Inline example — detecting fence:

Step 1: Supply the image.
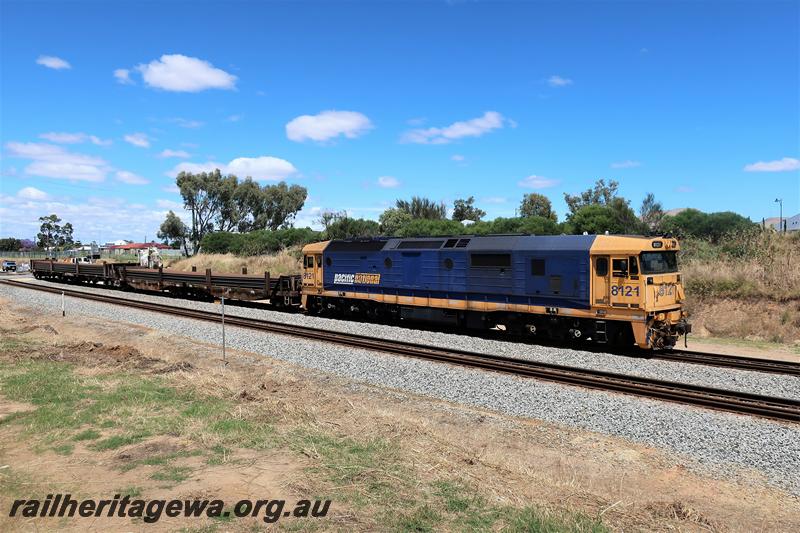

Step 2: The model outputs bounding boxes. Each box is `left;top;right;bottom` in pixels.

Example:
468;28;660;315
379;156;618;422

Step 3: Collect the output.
0;250;185;261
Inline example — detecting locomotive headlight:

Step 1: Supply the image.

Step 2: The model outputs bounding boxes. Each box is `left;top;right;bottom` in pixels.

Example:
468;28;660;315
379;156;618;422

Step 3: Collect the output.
652;241;663;249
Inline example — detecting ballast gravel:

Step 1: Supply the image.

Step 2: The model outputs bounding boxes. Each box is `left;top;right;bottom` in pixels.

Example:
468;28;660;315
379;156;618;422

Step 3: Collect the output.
17;278;800;401
3;281;800;496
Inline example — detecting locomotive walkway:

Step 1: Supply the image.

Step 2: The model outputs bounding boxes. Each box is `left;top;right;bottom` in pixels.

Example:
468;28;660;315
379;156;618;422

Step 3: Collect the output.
2;279;799;423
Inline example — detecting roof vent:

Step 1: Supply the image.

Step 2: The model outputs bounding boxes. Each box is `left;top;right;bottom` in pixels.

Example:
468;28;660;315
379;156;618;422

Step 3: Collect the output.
455;238;471;248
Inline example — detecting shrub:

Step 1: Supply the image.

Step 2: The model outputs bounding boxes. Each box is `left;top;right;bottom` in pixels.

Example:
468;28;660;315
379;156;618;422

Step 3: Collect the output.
395;219;465;237
661;209;756;242
200;228;321;256
324;218;381;240
200;232;243;254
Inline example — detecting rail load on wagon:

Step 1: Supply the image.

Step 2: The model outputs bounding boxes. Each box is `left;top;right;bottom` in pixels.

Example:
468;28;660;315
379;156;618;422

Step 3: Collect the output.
300;234;690;350
31;259;303;307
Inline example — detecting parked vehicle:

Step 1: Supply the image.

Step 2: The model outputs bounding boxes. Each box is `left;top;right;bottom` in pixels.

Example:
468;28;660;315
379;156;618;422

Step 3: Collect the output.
2;260;17;272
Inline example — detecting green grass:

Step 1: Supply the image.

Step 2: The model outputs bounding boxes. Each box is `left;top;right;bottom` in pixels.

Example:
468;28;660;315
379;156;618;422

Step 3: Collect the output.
116;486;143;498
150;465;193;484
0;337;34;352
0;359;279;487
394;505;441;532
0;357;611;533
91;433;149;451
72;428;101;441
206;444;233;465
206;418;275;449
390;480;608;533
504;506;608;533
52;443;74;455
289;430;406;508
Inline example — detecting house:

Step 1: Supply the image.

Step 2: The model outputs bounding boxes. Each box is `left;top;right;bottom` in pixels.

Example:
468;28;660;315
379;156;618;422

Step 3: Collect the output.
768;214;800;233
105;242;172;256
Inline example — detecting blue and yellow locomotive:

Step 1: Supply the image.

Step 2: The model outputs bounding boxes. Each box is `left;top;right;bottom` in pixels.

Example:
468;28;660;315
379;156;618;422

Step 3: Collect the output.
301;234;690;349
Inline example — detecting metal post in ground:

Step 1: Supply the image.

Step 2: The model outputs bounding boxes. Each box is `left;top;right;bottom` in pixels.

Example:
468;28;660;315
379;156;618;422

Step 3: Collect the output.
61;291;65;317
221;296;227;364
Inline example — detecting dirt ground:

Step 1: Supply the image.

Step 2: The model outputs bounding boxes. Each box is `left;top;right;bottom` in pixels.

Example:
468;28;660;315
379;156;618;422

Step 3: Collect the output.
1;297;799;532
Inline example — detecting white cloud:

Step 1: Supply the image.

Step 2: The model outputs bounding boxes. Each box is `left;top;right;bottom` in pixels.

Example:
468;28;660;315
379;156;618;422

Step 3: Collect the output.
114;68;133;84
286;110;373;143
547;75;573;87
518;175;559;189
407;117;427;126
17;187;50;200
451;154;465;162
135;54;237;92
36;55;71;70
377;176;400;188
610;160;641;169
159;149;191;159
227;157;298;181
124;133;150;148
169;117;204;129
39;132;111;146
168;161;222;176
0;191;191;244
5;141;110;182
481;196;507;204
115;170;149;185
401;111;506;144
162;184;181;194
743;157;800;172
167;156;298;181
156;199;184;210
676;186;694;193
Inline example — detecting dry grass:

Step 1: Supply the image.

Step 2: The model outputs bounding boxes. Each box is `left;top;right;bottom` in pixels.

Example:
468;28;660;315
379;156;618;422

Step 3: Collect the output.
164;249;302;276
681;232;800;344
681;232;800;301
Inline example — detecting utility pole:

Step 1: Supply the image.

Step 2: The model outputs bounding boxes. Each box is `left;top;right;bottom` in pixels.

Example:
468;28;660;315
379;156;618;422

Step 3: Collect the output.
775;198;783;234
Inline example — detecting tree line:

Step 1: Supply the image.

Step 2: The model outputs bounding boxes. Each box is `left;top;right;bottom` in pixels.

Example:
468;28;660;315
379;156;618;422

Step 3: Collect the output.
0;172;761;255
161;169;756;256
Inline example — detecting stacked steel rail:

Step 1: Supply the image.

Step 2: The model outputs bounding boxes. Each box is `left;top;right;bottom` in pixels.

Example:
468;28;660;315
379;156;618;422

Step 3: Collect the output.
2;279;798;423
30;260;302;304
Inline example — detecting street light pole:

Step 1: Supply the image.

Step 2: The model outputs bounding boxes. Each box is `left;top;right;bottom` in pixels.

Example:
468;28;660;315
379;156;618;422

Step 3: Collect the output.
775;198;783;234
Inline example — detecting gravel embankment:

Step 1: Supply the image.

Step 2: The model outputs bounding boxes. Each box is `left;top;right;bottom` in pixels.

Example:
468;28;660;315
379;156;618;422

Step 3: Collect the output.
14;278;800;401
2;281;800;496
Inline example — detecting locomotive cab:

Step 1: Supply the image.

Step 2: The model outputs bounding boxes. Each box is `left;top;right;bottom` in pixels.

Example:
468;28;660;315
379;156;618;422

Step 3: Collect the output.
591;236;690;349
301;241;328;309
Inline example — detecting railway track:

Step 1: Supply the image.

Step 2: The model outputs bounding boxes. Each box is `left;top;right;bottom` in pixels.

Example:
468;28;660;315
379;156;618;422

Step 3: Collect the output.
2;278;799;423
8;277;800;376
652;350;800;377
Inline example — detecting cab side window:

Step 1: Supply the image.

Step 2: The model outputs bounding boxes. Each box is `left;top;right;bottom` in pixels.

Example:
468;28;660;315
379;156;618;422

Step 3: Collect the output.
596;257;609;277
316;256;322;267
628;256;639;276
612;259;628;277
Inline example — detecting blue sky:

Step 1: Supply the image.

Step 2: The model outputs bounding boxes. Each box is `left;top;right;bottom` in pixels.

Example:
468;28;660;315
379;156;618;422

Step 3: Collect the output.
1;0;798;243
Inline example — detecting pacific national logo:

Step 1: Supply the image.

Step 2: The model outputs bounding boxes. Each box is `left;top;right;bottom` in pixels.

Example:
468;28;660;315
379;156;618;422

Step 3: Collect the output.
334;273;355;285
334;272;381;285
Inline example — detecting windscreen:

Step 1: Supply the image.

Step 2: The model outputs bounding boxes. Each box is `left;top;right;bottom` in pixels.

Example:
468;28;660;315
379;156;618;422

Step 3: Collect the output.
640;251;678;274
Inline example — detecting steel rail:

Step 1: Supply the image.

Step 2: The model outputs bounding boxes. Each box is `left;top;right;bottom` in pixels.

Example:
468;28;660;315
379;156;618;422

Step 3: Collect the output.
2;279;798;423
652;350;800;377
